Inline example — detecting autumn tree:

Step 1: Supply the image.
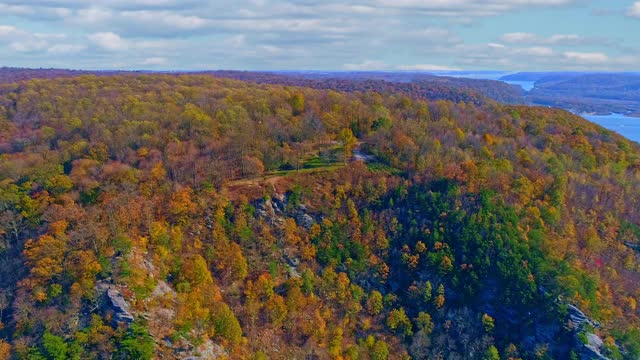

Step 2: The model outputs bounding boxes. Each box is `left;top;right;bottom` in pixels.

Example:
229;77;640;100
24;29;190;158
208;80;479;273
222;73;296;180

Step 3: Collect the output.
337;128;357;163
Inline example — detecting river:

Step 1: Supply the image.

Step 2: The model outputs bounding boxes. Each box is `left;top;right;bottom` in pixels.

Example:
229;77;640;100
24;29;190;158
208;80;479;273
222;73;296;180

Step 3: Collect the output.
581;114;640;143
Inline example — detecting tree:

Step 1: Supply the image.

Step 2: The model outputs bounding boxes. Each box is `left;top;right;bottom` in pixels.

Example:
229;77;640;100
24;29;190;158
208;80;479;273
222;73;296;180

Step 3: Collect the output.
423;281;433;303
337;128;357;163
434;284;445;309
23;221;68;291
386;308;413;337
290;93;305;116
176;254;214;292
482;313;495;333
370;339;389;360
117;323;154;360
211;302;243;346
415;312;434;334
0;340;10;360
366;290;384;315
242;156;265;178
483;345;500;360
42;332;68;360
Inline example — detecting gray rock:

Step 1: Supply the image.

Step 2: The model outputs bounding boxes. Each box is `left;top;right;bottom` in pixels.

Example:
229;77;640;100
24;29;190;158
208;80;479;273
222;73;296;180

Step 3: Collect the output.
296;213;316;230
567;304;612;360
95;282;134;325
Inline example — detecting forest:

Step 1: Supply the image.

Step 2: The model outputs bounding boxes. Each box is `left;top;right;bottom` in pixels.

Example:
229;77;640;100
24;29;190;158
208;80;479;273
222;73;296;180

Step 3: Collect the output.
0;74;639;359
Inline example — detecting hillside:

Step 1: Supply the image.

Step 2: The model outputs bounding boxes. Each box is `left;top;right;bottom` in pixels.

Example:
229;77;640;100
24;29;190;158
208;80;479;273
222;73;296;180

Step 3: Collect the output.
501;72;640;116
0;75;639;359
208;70;526;105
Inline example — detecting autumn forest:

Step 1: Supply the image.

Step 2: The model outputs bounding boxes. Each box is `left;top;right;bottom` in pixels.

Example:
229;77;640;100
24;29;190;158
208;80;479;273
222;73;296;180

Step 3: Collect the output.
0;73;639;360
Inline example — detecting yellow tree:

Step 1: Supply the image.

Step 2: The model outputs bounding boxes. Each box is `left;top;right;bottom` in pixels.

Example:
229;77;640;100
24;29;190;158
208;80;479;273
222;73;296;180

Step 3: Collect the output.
337;128;357;164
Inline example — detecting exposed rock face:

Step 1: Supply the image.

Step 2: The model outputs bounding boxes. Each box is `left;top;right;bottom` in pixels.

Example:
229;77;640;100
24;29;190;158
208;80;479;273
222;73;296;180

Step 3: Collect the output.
568;304;597;328
95;282;134;325
296;212;316;230
567;304;611;360
182;340;227;359
166;338;227;360
255;194;316;230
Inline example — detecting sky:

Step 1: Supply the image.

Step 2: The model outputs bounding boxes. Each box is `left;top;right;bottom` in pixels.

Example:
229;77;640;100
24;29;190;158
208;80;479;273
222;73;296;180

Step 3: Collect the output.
0;0;638;71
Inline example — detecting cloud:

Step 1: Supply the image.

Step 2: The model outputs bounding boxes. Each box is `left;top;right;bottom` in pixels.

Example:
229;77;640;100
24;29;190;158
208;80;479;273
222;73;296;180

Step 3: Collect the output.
75;7;112;24
343;60;387;71
629;2;640;17
141;57;168;65
0;25;22;38
47;44;86;54
500;32;583;45
500;32;538;43
513;46;554;56
411;27;462;44
374;0;576;17
396;64;461;71
487;42;506;49
10;39;49;53
0;0;635;71
563;51;608;64
120;10;208;30
87;32;128;51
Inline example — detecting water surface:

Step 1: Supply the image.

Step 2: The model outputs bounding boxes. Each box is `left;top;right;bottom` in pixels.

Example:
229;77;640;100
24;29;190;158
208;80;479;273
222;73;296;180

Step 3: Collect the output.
581;113;640;143
503;80;536;91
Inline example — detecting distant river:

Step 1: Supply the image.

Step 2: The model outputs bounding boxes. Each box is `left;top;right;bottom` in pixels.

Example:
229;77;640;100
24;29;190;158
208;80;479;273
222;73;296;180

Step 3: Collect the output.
581;114;640;143
503;80;536;91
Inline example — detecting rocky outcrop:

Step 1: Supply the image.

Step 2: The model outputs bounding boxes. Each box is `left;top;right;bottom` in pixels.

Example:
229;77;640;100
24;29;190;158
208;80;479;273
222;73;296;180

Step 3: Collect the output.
164;337;227;360
181;340;227;360
95;282;134;325
567;304;612;360
255;194;316;230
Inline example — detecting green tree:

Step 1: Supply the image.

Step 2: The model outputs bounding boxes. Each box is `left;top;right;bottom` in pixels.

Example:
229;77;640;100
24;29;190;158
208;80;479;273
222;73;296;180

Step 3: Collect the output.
415;312;434;334
366;290;384;315
386;308;413;337
370;339;389;360
483;345;500;360
42;332;68;360
212;302;243;345
117;323;154;360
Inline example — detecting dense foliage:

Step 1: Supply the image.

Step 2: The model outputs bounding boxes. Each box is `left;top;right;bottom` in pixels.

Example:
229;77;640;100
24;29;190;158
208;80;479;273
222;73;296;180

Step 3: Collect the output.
208;71;525;105
0;74;639;359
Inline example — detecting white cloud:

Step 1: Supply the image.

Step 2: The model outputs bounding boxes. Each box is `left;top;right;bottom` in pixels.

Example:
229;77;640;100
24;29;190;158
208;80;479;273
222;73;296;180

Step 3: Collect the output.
75;7;112;24
10;39;49;52
374;0;575;17
412;27;462;44
501;32;538;43
120;10;208;30
488;42;506;49
224;34;246;48
396;64;461;71
141;57;168;65
629;2;640;17
0;25;22;38
514;46;554;56
47;44;86;54
88;32;128;51
343;60;387;70
564;51;608;64
501;32;583;45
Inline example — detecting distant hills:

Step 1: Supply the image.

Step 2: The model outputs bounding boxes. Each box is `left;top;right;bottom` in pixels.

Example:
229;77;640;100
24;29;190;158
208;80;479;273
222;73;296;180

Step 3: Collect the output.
501;72;640;116
1;67;639;117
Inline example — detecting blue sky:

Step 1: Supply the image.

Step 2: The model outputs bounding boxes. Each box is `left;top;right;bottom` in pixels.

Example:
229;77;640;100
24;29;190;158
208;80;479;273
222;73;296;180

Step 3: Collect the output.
0;0;638;71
